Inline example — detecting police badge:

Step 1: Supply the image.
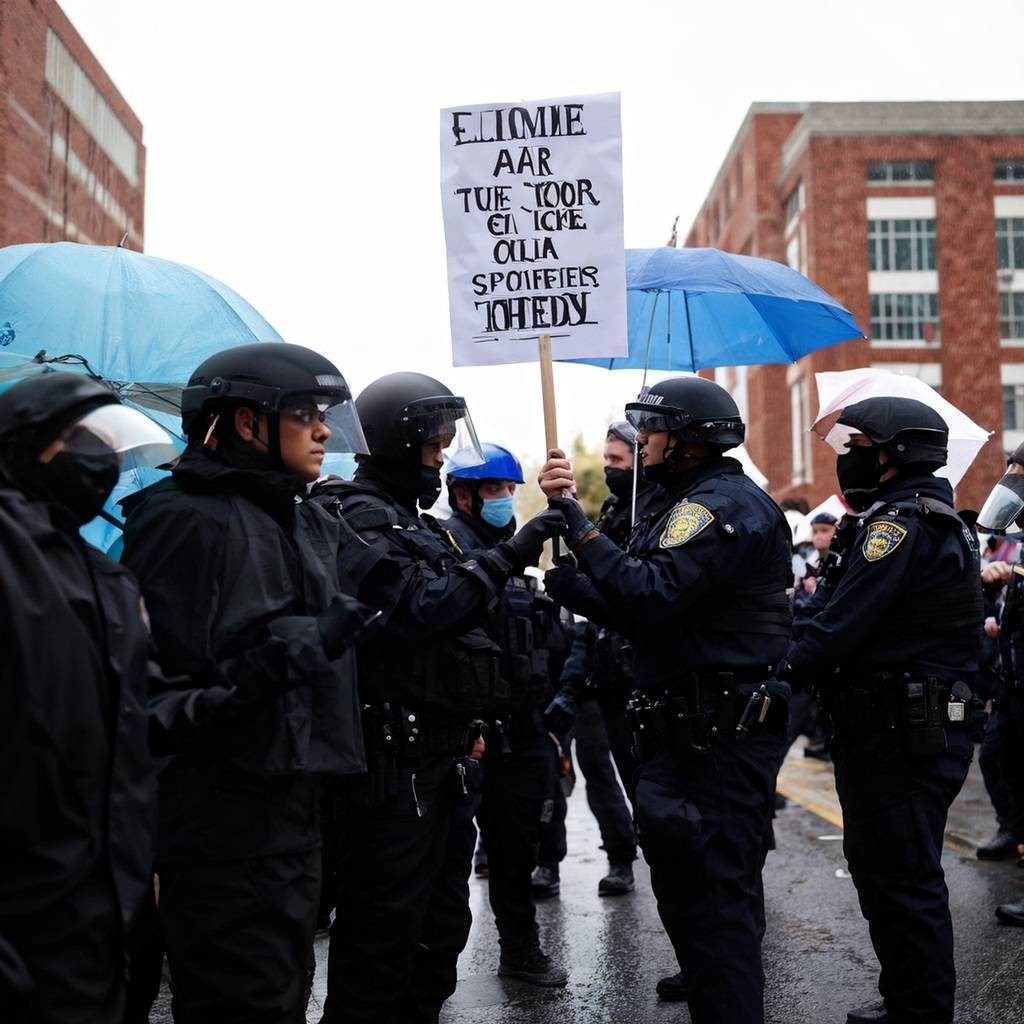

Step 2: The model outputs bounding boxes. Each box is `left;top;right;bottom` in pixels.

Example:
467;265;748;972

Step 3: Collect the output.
660;501;715;548
862;520;908;562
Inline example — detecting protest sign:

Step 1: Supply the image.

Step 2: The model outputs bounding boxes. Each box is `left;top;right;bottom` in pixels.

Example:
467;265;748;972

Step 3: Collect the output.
440;93;627;368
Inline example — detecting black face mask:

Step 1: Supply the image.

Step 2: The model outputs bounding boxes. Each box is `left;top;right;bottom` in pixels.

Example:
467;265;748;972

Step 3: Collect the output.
836;446;883;512
604;466;634;500
34;448;121;525
418;465;443;509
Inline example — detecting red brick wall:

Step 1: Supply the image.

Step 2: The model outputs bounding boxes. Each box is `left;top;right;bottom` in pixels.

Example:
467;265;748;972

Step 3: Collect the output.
0;0;145;249
688;113;1024;511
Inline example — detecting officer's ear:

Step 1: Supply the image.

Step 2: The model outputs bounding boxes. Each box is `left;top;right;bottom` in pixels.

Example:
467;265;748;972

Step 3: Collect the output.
233;406;263;446
451;482;473;514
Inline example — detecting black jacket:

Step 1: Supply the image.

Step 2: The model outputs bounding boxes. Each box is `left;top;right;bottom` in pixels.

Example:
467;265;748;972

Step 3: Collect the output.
315;472;506;721
121;445;365;864
0;488;156;958
548;456;793;695
785;475;983;686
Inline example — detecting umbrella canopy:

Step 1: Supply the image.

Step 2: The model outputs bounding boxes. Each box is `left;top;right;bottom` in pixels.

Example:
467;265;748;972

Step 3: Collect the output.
568;247;864;372
0;241;282;383
812;368;992;489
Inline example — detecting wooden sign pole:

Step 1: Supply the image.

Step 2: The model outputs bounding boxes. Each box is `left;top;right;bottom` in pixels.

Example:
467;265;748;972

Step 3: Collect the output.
538;333;559;454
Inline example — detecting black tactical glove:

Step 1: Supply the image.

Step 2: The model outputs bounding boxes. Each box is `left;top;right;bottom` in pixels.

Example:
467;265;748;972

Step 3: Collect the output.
547;495;597;548
544;689;578;738
316;594;383;660
496;508;566;571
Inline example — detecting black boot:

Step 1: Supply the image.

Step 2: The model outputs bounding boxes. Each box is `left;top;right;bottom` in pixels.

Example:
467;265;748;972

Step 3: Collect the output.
995;900;1024;926
846;1001;888;1023
530;863;560;899
977;830;1018;860
498;946;568;987
598;861;635;896
655;971;688;1001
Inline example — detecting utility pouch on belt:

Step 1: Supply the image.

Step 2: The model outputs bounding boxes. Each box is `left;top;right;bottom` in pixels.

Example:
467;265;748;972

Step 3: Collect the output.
903;678;947;756
438;629;510;712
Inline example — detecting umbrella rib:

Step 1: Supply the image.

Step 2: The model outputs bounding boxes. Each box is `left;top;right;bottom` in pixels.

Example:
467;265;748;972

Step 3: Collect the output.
641;289;661;387
682;290;696;371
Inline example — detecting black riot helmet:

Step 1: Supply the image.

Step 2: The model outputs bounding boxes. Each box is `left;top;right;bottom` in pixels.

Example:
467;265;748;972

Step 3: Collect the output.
625;375;745;455
977;441;1024;533
0;372;178;522
354;372;483;509
833;397;948;470
181;343;365;454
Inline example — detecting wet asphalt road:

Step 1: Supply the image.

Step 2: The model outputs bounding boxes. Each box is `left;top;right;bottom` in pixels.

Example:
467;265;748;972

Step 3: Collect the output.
154;746;1024;1023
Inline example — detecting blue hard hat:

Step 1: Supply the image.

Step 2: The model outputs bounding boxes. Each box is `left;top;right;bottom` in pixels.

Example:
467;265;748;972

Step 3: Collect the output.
447;442;524;484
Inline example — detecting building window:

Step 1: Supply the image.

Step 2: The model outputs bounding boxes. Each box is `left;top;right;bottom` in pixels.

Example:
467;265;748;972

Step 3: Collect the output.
868;218;936;271
784;182;804;230
1002;293;1024;340
1004;384;1024;431
870;293;940;342
995;160;1024;182
790;378;809;484
997;218;1024;270
867;160;934;184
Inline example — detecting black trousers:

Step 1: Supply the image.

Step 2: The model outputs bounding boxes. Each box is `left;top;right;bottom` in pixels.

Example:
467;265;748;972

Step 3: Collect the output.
159;848;320;1024
477;751;553;957
979;702;1013;831
832;731;971;1024
1;869;126;1024
997;686;1024;840
595;692;640;809
635;729;783;1024
323;756;475;1024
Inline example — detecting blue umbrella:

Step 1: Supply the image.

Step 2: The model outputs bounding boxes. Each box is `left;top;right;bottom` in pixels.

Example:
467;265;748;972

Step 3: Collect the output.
0;241;282;382
0;241;283;552
568;247;864;372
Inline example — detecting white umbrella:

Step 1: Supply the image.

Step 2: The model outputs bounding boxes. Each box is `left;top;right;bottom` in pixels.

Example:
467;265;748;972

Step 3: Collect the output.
813;368;992;488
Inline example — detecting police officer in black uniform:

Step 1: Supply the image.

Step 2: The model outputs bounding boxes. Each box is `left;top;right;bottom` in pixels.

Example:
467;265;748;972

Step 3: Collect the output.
539;377;792;1024
122;344;375;1024
314;373;563;1023
0;374;174;1023
442;441;573;986
976;444;1024;923
778;397;983;1024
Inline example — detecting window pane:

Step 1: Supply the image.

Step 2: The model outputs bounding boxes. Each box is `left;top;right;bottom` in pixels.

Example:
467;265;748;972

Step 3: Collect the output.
1005;385;1017;430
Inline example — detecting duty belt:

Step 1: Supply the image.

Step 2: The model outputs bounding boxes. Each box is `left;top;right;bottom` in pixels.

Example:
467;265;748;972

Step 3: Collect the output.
824;672;984;754
361;704;474;760
627;669;786;760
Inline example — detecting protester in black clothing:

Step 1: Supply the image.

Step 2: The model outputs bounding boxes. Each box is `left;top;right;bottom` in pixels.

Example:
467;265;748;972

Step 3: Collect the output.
0;374;176;1024
122;343;375;1024
443;442;574;986
781;397;983;1024
313;373;564;1023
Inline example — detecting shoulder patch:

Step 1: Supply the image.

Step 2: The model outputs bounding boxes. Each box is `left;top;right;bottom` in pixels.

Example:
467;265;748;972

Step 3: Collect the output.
660;501;715;548
862;520;908;562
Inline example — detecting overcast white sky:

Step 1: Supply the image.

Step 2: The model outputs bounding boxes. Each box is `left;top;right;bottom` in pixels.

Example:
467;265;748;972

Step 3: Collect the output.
59;0;1024;466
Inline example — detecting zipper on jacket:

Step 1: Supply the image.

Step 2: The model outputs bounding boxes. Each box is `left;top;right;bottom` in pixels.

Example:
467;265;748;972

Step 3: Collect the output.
456;762;468;797
411;772;425;818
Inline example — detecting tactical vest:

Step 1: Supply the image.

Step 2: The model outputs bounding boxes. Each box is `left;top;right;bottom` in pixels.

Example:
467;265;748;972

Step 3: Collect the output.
319;482;513;717
635;476;794;639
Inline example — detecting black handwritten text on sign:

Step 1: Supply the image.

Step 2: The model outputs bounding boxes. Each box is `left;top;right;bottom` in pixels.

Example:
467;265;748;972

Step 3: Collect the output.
440;94;626;367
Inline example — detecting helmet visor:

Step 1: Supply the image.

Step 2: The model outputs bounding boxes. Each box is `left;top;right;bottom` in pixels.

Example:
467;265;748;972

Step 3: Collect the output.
65;404;179;469
978;473;1024;533
624;407;679;434
278;393;369;455
403;396;484;466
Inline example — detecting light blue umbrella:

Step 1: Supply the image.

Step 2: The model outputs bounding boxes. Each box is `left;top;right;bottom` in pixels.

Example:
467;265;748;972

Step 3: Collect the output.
568;247;864;372
0;241;282;552
0;241;282;383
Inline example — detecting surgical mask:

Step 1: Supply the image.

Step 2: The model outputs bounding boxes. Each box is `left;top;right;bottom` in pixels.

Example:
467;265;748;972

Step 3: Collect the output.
604;466;634;500
836;446;882;512
480;495;515;528
35;448;121;525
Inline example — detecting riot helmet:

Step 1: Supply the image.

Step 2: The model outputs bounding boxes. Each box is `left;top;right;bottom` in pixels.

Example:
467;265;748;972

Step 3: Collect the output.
446;442;523;530
624;375;744;486
181;342;366;458
818;397;949;511
355;372;483;509
0;372;177;524
977;443;1024;533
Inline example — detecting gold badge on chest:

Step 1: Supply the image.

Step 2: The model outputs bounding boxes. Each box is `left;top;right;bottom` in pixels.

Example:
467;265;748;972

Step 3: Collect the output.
660;501;715;548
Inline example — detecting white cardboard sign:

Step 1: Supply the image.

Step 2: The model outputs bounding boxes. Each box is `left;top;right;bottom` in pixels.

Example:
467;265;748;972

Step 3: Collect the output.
440;92;627;366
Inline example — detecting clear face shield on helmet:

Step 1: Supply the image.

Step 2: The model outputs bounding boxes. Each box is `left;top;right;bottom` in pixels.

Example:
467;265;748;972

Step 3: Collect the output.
63;404;180;470
402;396;485;467
978;472;1024;533
277;392;370;455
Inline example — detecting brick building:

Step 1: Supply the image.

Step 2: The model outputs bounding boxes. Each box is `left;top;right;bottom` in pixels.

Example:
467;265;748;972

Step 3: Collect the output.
0;0;144;250
685;101;1024;511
